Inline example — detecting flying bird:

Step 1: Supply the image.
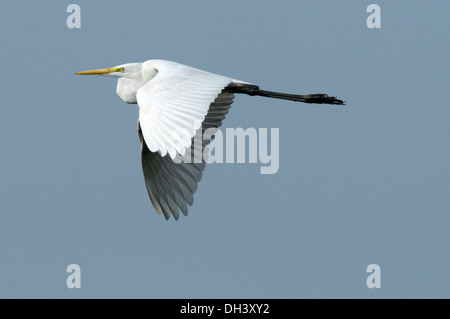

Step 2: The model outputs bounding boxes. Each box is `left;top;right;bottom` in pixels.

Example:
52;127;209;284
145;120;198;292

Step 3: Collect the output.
76;59;345;220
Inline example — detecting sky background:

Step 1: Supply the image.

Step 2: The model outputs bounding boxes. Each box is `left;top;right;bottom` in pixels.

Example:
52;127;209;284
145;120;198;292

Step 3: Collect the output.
1;1;449;298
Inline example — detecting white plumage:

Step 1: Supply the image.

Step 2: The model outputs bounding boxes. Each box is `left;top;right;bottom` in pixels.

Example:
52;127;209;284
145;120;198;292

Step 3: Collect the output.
76;59;344;220
136;60;241;159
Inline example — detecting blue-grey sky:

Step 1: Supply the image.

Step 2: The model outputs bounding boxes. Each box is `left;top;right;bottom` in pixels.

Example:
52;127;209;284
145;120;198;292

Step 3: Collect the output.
1;1;449;298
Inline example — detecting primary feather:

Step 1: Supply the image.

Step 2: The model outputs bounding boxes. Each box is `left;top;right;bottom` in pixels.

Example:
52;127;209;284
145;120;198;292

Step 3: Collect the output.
139;90;235;220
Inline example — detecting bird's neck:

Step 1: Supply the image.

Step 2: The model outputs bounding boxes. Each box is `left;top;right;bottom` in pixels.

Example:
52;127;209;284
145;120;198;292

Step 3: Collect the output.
115;66;158;104
116;77;142;104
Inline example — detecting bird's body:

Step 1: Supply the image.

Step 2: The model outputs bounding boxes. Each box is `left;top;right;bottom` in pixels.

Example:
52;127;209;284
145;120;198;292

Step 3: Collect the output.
113;60;247;104
76;59;344;220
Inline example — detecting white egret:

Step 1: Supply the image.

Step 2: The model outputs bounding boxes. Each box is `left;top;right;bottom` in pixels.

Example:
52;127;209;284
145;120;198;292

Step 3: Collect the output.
76;59;344;220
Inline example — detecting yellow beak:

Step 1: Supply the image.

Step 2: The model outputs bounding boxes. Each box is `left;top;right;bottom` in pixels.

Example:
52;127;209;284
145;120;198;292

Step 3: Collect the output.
75;67;122;75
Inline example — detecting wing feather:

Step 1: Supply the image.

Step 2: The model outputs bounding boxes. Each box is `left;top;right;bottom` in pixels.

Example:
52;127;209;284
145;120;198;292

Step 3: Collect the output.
137;61;233;159
139;90;235;220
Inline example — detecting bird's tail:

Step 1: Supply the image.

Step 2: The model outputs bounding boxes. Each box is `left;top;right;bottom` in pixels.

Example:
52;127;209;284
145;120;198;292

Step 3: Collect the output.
228;85;345;105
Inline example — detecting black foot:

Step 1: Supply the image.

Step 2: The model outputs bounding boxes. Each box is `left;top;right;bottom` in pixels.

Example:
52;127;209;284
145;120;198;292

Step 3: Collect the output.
305;94;345;105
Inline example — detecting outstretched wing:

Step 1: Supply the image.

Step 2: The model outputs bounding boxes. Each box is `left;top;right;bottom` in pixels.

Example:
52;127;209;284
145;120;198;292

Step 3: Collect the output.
137;60;234;160
139;90;235;220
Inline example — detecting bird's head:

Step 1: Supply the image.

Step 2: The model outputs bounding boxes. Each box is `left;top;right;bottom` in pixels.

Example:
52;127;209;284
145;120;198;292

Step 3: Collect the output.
75;63;142;78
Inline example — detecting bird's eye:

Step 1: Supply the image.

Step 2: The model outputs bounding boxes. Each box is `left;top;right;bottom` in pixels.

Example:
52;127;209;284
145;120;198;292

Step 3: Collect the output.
116;67;125;73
